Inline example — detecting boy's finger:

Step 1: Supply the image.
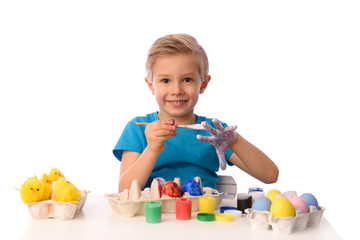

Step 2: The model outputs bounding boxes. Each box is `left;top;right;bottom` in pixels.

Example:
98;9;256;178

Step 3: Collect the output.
216;149;227;170
196;134;210;143
164;124;176;131
224;125;237;132
201;121;218;135
155;127;177;136
163;119;175;125
212;118;224;131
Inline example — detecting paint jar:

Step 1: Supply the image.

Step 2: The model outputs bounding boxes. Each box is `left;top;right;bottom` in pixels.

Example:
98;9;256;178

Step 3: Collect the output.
237;193;252;213
249;187;265;205
176;198;192;220
145;201;162;223
199;196;215;214
250;191;265;205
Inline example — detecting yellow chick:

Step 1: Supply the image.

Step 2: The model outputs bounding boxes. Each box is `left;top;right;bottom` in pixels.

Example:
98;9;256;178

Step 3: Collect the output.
40;173;52;200
53;179;82;202
48;168;65;182
19;176;45;204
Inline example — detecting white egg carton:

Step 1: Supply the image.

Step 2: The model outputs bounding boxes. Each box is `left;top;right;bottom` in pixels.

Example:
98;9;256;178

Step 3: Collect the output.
245;206;326;234
105;177;225;217
26;190;90;220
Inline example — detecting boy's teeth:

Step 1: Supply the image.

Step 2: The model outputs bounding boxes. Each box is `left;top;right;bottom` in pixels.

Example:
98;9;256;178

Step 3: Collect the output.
170;101;184;104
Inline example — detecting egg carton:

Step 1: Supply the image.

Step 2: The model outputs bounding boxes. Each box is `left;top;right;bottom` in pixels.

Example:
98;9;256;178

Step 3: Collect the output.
245;206;325;234
26;190;90;220
105;177;225;217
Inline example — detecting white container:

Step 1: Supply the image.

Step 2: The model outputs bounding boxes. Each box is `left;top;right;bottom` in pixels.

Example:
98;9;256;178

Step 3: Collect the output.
27;190;89;220
308;206;326;227
271;216;296;234
245;205;325;234
105;177;225;217
293;210;310;231
245;209;272;230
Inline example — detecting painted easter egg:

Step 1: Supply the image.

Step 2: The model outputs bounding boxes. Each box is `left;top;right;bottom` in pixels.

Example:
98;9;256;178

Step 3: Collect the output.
252;196;272;211
270;197;295;218
154;177;166;188
282;190;297;200
266;189;281;202
183;179;203;196
290;196;308;214
301;193;320;210
161;181;182;197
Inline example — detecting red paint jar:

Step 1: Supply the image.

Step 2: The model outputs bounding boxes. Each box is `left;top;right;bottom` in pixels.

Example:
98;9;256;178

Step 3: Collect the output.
176;198;192;220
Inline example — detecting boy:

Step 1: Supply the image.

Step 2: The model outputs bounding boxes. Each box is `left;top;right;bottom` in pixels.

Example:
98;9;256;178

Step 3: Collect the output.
113;33;278;192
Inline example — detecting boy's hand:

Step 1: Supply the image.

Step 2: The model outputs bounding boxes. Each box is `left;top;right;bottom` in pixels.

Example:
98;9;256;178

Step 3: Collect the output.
145;120;177;154
196;119;237;170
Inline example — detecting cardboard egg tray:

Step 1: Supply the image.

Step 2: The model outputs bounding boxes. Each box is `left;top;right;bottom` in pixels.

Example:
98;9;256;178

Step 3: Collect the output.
245;206;326;234
105;177;225;217
26;190;90;220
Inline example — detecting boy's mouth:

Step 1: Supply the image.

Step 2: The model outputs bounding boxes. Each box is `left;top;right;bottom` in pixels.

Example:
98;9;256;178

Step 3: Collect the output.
167;100;187;106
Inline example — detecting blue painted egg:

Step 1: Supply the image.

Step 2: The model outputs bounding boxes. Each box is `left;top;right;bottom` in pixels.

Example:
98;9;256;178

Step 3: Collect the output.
182;179;203;196
252;196;272;211
300;193;320;210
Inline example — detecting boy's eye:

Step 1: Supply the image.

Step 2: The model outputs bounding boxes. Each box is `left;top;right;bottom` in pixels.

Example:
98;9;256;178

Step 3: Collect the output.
184;78;192;82
161;79;170;83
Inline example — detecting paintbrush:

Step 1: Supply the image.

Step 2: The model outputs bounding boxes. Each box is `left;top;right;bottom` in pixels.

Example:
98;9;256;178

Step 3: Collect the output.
135;122;205;130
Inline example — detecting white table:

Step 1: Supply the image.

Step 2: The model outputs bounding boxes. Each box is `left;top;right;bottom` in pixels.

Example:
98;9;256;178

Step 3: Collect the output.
17;194;341;240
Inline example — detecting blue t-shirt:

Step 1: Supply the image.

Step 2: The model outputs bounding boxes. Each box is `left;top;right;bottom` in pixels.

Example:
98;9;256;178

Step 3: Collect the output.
113;112;234;189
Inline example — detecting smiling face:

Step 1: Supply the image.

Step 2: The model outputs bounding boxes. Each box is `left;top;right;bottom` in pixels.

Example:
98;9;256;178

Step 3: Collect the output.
146;53;210;124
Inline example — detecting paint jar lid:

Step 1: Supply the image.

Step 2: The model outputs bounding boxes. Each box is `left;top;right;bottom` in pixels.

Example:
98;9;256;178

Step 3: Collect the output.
197;213;215;221
220;206;237;213
215;213;234;222
249;187;263;192
224;209;242;218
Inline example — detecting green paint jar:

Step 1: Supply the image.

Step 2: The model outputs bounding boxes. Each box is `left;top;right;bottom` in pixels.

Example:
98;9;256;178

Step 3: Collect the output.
145;201;162;223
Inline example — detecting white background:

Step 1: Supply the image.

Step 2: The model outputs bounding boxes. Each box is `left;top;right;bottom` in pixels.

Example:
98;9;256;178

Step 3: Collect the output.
1;1;359;239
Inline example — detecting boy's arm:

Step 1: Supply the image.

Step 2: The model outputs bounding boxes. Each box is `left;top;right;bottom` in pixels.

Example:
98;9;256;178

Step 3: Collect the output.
118;120;177;192
118;148;160;192
228;133;279;184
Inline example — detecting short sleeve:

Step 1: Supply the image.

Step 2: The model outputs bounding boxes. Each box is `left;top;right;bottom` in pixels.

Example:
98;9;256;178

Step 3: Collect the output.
112;120;147;161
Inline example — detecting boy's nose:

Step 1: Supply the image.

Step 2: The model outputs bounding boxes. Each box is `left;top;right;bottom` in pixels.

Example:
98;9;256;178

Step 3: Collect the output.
171;82;183;95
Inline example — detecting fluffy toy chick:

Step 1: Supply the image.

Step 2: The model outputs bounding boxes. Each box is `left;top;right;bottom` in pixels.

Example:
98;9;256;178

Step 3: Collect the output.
40;173;52;200
48;168;65;182
53;179;82;202
19;176;45;204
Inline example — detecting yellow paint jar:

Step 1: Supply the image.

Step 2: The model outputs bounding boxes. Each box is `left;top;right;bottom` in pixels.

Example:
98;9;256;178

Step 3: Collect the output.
199;196;215;214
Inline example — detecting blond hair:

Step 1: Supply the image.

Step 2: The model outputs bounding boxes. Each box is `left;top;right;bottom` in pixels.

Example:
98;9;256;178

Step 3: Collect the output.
146;33;209;81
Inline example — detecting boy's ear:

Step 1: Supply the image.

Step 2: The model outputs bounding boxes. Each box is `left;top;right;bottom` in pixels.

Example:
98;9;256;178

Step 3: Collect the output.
200;75;211;94
145;77;155;95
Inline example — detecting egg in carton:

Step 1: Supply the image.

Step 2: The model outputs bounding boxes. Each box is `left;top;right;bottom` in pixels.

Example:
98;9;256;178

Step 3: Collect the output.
105;177;226;217
27;190;90;220
245;191;325;234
